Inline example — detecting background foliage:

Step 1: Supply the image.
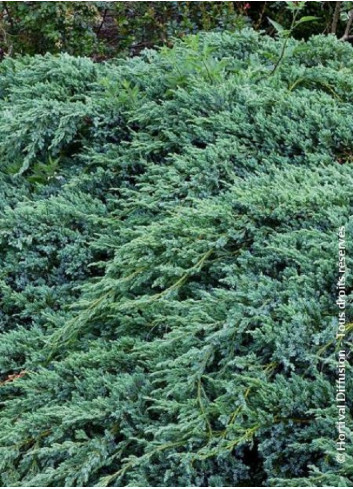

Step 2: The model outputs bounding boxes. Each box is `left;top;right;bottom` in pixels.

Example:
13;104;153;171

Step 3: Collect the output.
0;1;353;59
0;26;352;486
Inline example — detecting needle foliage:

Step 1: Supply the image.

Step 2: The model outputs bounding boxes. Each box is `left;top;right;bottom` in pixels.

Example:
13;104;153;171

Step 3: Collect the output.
0;29;352;486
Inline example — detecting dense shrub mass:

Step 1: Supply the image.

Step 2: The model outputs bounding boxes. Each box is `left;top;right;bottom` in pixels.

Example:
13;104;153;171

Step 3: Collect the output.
0;29;352;486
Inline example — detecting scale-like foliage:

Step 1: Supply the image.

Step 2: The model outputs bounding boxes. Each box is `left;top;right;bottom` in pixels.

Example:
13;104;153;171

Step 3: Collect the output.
0;29;352;486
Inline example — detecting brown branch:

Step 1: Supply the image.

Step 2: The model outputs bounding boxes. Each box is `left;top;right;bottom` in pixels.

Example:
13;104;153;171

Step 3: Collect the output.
2;2;14;32
96;8;108;37
331;1;342;34
340;9;353;41
0;370;27;386
255;1;267;30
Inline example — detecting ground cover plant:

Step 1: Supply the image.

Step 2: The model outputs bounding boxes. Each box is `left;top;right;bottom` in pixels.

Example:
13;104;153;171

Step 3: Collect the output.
0;27;352;487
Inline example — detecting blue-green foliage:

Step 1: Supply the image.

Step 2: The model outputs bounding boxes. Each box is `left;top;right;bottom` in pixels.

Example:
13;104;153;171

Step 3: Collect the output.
0;29;352;486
